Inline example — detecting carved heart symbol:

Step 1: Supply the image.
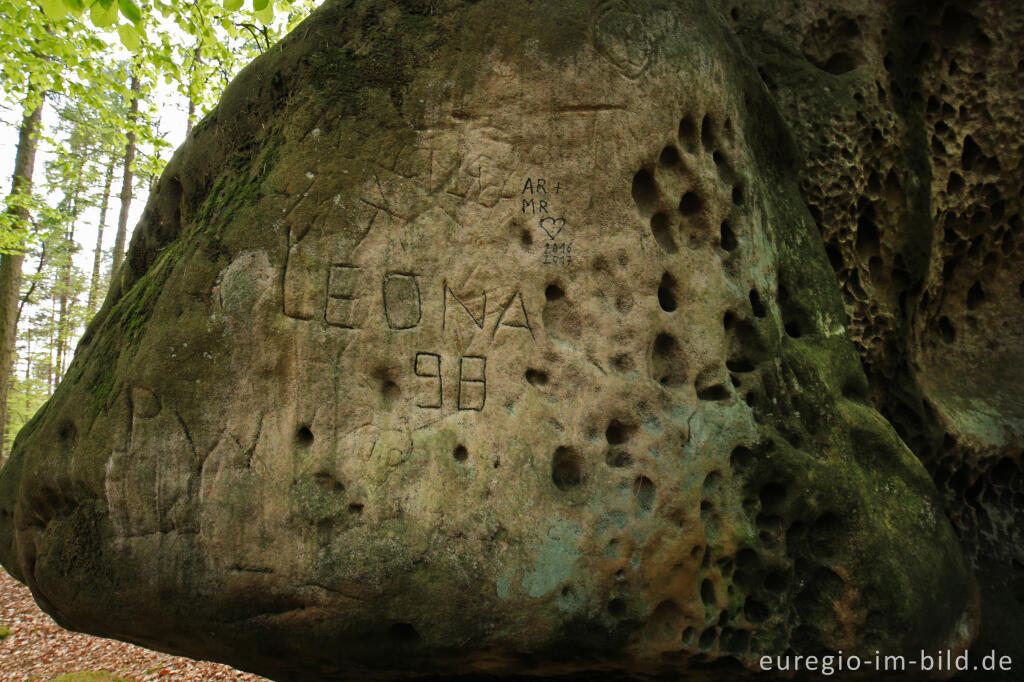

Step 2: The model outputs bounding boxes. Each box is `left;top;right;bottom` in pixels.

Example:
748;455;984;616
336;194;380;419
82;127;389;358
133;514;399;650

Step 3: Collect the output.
539;217;566;240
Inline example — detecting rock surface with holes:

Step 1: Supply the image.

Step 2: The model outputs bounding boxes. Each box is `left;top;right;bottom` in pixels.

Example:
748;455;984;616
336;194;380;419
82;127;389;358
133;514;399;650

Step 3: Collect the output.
0;0;984;679
726;0;1024;673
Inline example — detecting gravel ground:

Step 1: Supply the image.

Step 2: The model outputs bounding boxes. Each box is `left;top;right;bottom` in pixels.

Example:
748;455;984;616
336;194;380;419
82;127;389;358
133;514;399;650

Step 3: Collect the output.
0;569;269;681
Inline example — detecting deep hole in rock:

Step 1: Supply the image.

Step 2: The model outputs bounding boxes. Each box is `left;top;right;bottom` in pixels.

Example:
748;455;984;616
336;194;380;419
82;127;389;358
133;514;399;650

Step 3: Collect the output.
939;316;956;343
682;626;697;645
552;446;584;490
632;169;659;214
660;145;681;166
679;116;697;149
701;578;716;605
967;280;985;310
348;503;363;514
744;597;770;622
961;135;982;171
658;272;679;311
679;191;703;216
735;548;758;571
606;448;633;468
698;627;717;650
608;598;627;618
543;284;581;340
731;184;745;206
722;628;751;654
784;320;802;338
651;332;686;387
825;241;843;271
749;290;766;317
720;221;737;251
634;476;656;511
730;446;755;474
723;311;738;330
697;384;730;401
703;471;723;496
453;444;468;462
650;212;678;253
295;426;314;447
823;52;857;74
947;172;964;193
525;368;549;386
856;212;879;258
759;481;787;513
606;419;634;445
764;570;788;592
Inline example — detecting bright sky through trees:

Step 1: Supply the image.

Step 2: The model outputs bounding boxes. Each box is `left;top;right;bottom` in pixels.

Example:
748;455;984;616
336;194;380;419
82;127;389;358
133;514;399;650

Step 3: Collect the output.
0;0;321;452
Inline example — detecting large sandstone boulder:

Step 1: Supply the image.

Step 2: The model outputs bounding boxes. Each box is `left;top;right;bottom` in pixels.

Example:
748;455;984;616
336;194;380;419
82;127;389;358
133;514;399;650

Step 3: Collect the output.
0;0;984;678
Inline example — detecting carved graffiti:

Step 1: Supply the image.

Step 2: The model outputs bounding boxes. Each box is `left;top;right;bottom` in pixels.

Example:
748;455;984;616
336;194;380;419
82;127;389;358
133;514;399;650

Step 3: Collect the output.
383;273;423;330
325;264;361;328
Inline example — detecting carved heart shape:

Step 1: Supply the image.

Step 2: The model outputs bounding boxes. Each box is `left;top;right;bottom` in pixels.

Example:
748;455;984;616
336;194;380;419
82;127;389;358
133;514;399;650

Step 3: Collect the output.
539;217;566;240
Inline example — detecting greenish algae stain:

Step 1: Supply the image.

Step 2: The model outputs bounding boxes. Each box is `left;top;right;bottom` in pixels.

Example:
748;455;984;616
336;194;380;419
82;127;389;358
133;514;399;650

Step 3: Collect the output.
521;519;583;599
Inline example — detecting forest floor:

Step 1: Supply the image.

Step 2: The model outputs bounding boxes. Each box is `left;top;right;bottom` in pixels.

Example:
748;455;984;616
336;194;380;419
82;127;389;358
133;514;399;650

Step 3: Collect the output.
0;569;267;681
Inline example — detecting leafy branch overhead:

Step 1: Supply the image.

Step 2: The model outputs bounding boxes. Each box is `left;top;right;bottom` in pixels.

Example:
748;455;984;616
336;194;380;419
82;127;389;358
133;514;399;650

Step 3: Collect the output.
38;0;294;51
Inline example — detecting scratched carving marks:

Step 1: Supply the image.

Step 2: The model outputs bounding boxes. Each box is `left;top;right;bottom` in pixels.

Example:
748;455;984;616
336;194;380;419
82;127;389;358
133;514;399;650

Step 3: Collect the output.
592;0;652;79
0;0;980;680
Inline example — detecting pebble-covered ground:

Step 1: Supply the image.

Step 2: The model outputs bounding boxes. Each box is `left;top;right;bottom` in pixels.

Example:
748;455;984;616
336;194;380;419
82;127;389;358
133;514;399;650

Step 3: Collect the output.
0;569;268;681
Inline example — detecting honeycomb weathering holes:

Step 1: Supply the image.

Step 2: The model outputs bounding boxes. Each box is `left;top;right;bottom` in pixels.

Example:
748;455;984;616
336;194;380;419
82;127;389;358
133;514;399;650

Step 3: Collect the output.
295;426;314;446
552;446;584;491
651;332;686;387
658;272;679;312
650;212;678;253
631;169;658;214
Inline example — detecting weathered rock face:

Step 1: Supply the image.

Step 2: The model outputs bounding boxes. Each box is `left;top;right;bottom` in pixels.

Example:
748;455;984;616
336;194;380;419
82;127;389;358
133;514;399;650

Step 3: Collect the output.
723;0;1024;673
0;0;986;679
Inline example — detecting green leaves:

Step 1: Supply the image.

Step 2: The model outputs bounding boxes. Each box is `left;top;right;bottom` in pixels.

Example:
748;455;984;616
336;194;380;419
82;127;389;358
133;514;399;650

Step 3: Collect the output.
89;0;119;28
40;0;67;21
224;0;243;10
117;22;139;50
252;0;270;10
255;4;274;24
117;0;142;25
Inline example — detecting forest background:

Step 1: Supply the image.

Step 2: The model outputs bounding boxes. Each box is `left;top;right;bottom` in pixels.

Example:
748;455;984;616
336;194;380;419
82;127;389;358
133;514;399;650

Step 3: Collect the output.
0;0;320;459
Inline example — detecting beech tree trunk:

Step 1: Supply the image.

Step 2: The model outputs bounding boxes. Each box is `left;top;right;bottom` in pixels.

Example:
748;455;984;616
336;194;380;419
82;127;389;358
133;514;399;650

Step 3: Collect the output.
0;97;44;454
110;73;140;290
87;156;116;315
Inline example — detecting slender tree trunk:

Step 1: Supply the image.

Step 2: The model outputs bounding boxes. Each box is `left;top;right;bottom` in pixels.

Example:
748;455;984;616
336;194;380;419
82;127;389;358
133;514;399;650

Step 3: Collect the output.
17;242;47;327
186;44;201;136
55;170;83;382
47;297;55;395
87;156;116;315
0;96;44;453
55;229;74;381
110;73;140;289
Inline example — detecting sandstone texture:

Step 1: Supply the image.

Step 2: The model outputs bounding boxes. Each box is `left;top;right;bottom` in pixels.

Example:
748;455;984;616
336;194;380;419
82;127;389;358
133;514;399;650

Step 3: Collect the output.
0;0;1004;679
725;1;1024;675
